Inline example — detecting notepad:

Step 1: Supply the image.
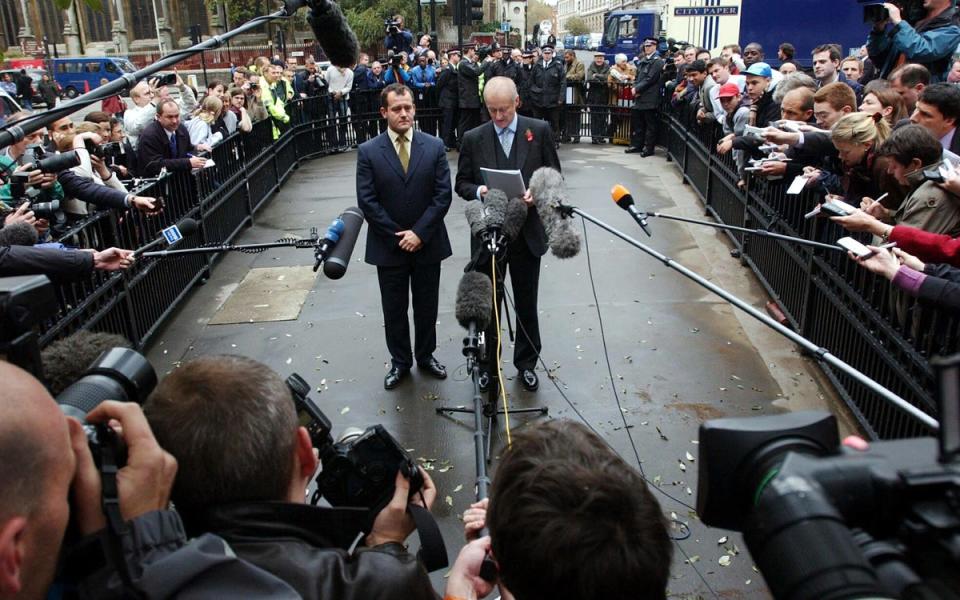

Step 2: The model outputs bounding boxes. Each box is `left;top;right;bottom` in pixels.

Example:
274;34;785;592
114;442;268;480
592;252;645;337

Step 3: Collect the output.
481;168;526;199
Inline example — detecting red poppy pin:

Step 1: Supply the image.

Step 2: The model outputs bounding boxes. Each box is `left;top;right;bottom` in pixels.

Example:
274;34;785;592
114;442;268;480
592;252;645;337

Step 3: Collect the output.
525;128;534;142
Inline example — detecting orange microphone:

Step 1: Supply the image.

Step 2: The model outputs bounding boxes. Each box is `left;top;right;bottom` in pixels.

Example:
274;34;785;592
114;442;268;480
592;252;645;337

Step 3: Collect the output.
610;184;652;236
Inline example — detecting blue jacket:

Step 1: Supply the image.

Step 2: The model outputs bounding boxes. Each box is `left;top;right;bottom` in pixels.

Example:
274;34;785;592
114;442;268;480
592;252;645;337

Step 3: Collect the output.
366;70;386;90
408;65;436;89
867;6;960;81
384;68;411;85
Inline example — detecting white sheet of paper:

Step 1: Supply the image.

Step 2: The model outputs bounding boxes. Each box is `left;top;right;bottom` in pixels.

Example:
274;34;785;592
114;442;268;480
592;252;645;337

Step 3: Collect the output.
481;168;526;199
786;175;809;195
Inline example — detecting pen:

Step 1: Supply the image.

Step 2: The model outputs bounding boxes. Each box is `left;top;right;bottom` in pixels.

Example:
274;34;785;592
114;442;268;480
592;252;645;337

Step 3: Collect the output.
873;192;889;205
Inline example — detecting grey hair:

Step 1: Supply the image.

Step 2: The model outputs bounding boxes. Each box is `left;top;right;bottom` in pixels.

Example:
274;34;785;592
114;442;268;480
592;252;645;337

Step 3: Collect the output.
773;72;817;104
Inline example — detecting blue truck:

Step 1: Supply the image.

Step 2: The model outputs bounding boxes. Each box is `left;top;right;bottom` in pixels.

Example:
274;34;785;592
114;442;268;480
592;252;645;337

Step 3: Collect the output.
599;0;867;66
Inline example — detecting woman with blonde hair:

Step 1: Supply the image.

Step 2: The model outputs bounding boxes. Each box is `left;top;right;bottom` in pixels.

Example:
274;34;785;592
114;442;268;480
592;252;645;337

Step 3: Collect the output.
186;95;224;148
831;110;905;207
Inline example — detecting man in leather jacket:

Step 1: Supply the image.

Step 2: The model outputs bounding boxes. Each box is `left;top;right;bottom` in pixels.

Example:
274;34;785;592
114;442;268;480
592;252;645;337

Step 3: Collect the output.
625;36;665;156
144;355;440;600
531;44;566;143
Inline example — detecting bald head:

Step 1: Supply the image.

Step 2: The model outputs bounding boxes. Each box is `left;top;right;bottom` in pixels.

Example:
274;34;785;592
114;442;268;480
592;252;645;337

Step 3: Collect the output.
0;362;72;599
483;76;519;104
781;87;815;122
130;81;154;107
0;363;59;520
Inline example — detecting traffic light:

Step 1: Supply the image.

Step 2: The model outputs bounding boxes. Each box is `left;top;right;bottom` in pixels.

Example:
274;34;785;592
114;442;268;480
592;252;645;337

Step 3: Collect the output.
469;0;484;23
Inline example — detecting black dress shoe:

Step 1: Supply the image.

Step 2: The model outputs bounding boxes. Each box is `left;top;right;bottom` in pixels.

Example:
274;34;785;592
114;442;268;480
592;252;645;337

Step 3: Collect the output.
478;371;491;392
384;366;409;390
519;369;539;392
418;357;447;379
624;146;642;154
640;149;655;157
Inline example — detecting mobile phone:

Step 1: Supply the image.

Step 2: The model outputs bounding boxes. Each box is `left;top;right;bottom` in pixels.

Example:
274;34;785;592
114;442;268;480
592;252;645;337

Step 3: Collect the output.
837;236;872;258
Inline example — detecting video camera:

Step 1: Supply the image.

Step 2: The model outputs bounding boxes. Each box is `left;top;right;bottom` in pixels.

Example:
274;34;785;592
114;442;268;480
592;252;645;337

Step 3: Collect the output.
287;373;424;526
476;44;492;61
859;0;925;24
696;354;960;600
384;18;401;34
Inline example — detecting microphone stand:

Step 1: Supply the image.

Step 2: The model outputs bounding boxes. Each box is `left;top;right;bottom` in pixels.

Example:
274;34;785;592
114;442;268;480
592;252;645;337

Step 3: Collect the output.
141;234;322;259
559;202;939;431
437;243;549;463
643;211;845;253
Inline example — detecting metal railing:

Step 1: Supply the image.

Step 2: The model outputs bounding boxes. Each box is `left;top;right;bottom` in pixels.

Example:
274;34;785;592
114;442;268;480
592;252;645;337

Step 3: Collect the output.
659;102;954;440
32;78;944;438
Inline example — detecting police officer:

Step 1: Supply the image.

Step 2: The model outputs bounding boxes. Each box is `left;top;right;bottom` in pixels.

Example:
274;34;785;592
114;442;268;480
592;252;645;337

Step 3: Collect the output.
531;44;566;144
437;49;461;150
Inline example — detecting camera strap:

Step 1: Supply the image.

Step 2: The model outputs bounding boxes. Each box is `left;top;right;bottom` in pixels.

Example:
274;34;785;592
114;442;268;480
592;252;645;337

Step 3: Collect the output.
96;437;139;594
408;503;448;572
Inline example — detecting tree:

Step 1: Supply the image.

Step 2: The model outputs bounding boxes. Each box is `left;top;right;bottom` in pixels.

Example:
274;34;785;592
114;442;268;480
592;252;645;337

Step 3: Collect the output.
565;16;589;36
526;0;553;34
53;0;102;10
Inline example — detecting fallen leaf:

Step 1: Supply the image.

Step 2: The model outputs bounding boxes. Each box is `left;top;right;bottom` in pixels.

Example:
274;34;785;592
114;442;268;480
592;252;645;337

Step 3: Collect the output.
719;555;731;567
685;451;695;462
717;536;728;545
445;496;453;507
453;484;463;493
340;407;350;415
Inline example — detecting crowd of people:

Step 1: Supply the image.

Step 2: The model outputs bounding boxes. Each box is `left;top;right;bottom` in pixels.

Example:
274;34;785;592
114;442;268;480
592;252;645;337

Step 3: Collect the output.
3;2;960;597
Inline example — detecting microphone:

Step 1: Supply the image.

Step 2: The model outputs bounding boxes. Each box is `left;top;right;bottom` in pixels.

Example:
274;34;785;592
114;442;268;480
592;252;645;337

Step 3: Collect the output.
323;207;364;280
464;200;488;237
528;167;581;259
455;271;493;331
313;217;345;272
306;0;360;68
455;271;493;358
0;222;39;246
466;191;509;254
484;189;508;231
132;218;198;258
611;184;652;237
501;197;528;242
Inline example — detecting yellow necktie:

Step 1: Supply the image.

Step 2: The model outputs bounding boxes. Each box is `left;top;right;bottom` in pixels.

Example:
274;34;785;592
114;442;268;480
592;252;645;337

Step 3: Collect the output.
397;133;409;174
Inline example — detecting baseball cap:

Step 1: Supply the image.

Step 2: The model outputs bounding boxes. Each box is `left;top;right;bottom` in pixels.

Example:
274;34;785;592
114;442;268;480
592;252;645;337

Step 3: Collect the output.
744;62;772;78
717;82;741;98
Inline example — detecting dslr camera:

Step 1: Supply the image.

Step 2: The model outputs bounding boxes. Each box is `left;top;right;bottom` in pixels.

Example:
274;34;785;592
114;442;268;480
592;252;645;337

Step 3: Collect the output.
287;373;423;526
384;18;401;34
696;353;960;600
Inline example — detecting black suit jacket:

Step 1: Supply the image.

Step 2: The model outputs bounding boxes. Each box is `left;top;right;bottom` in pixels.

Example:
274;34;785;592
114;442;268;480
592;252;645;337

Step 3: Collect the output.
455;115;561;257
137;120;194;177
356;130;452;267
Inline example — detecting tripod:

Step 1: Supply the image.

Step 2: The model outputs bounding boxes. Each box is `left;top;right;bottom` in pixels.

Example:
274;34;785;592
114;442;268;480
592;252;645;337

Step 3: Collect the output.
437;246;548;464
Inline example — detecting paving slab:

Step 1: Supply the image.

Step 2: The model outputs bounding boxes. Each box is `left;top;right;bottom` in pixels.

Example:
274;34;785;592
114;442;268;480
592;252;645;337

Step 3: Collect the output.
147;143;846;599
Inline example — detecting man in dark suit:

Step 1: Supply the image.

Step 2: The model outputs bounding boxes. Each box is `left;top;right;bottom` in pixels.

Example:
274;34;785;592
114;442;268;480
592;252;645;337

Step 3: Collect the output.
436;49;461;150
137;99;210;177
455;76;561;392
458;47;482;140
357;83;453;390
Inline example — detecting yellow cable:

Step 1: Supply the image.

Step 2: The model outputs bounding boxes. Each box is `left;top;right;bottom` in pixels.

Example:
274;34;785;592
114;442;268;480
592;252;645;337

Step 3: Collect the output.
491;254;512;446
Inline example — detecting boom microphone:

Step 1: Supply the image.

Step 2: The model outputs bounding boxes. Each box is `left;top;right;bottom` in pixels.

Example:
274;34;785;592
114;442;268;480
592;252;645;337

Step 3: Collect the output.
323;207;364;280
455;271;493;331
307;0;361;68
611;184;652;237
528;167;581;258
464;201;487;237
0;222;39;246
484;189;508;230
313;217;345;272
132;218;198;258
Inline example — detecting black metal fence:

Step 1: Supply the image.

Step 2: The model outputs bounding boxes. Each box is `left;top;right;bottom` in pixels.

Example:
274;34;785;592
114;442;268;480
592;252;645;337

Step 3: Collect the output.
660;103;954;440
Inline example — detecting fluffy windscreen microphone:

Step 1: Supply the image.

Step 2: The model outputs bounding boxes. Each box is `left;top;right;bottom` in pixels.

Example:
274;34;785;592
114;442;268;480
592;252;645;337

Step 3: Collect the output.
528;167;581;258
0;222;39;246
483;189;508;230
502;197;528;241
307;0;360;68
464;201;488;237
455;271;493;331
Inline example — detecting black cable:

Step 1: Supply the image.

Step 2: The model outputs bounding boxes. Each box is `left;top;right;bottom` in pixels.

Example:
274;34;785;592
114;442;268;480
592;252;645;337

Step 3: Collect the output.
501;254;719;600
579;217;646;477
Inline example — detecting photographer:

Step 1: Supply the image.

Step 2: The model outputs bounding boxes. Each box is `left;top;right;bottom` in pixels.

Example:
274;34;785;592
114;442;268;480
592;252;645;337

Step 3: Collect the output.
244;74;270;124
49;117;158;216
866;0;960;81
446;420;672;600
143;355;440;600
0;363;299;598
384;14;414;56
0;113;63;230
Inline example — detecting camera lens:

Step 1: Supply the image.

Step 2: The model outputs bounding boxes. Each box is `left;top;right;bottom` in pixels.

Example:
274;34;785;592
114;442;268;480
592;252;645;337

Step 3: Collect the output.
57;348;158;422
36;150;81;174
